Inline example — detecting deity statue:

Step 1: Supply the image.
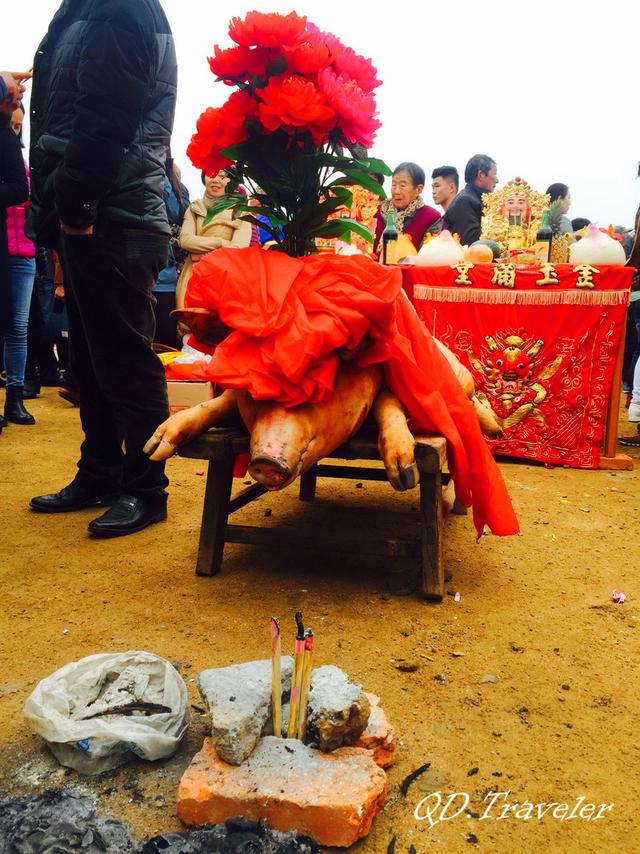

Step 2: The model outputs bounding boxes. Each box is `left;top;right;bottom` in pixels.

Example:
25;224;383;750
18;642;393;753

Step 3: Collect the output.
480;177;550;257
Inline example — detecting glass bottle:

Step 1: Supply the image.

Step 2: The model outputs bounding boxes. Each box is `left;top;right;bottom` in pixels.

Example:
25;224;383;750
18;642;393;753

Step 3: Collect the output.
382;211;399;265
534;209;552;263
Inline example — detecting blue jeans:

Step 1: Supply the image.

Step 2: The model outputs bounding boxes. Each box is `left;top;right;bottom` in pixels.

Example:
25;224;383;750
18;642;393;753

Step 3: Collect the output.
4;256;35;387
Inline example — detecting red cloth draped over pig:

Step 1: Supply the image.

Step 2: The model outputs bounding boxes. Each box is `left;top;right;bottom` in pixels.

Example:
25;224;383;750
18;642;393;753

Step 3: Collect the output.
183;247;519;537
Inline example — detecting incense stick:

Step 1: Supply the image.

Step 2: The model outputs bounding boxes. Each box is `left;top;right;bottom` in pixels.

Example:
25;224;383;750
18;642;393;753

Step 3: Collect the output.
287;611;305;738
296;629;314;740
270;617;282;737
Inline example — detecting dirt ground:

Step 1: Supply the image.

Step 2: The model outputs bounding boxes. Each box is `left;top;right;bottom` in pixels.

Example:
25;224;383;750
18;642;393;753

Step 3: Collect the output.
0;388;638;853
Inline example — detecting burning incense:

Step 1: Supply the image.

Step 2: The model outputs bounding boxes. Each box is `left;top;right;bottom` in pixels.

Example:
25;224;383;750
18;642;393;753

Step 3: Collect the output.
270;617;282;737
287;612;305;738
296;629;314;740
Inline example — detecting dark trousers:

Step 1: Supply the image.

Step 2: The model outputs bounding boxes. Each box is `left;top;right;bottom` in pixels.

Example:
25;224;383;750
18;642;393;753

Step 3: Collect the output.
60;228;170;497
153;289;179;348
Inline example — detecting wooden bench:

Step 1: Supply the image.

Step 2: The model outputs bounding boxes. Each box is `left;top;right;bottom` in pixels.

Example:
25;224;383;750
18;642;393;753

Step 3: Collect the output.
178;427;458;600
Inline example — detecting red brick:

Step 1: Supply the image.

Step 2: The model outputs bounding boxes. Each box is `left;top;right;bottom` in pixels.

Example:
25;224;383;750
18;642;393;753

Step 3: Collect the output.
354;693;397;768
177;736;387;848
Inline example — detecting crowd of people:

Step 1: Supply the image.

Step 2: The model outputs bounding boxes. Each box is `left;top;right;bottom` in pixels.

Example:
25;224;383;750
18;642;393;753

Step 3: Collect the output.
1;0;639;538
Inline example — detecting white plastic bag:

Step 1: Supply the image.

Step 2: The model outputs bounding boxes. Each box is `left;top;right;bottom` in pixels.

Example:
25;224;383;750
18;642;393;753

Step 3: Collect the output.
24;651;190;774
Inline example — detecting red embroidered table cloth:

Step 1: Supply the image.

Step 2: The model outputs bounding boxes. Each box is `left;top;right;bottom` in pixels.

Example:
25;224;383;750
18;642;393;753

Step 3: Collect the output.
403;263;633;468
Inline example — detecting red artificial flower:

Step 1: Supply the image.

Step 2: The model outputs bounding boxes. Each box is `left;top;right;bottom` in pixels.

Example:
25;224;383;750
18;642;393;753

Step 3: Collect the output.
256;74;337;144
318;68;381;148
187;90;256;174
208;44;269;83
284;34;331;75
229;11;307;49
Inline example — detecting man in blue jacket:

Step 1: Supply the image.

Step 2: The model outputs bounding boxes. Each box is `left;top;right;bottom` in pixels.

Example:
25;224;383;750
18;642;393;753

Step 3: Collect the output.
28;0;178;537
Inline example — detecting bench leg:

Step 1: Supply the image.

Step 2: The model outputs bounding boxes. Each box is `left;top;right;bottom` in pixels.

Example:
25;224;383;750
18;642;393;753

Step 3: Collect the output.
299;466;318;502
419;470;444;601
196;456;235;577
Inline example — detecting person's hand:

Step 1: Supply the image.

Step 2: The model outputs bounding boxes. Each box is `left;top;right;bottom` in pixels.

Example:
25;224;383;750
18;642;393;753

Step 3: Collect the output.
54;285;65;300
60;222;94;236
0;70;31;114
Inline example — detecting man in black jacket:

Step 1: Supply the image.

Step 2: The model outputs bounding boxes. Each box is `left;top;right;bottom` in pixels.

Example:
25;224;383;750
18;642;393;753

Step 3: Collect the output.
28;0;178;537
444;154;498;246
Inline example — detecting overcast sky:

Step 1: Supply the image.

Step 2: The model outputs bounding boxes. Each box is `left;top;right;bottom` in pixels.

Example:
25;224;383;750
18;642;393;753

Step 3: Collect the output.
5;0;639;227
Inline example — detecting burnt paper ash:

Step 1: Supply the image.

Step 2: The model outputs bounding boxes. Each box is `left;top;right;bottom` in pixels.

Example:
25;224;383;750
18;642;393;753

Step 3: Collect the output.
0;790;320;854
140;817;321;853
0;788;132;853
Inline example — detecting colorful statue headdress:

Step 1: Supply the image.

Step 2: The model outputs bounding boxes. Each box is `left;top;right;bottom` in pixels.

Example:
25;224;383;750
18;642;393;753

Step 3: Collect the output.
481;177;550;254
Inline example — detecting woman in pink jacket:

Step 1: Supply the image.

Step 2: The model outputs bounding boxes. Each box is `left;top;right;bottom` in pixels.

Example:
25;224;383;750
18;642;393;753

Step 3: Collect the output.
4;105;35;424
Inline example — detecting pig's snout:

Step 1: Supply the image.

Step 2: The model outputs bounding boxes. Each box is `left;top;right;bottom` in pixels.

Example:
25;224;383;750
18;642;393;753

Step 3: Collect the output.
248;455;294;490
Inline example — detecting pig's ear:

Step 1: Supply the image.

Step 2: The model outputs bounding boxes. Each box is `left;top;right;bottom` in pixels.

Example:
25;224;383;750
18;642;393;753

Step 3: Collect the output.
171;308;231;345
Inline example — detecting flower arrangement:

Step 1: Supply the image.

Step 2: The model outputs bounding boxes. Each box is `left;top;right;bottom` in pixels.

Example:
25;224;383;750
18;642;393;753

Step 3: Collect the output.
187;10;389;257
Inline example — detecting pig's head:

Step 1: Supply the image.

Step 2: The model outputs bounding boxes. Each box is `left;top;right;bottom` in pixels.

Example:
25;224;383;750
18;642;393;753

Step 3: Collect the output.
171;308;230;347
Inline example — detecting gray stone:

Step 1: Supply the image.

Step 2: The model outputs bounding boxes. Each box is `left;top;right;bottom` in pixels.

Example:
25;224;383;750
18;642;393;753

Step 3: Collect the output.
198;658;293;765
306;665;371;752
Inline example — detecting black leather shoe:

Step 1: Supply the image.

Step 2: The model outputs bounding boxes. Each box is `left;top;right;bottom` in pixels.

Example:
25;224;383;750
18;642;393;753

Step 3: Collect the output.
88;494;168;538
58;387;80;407
30;480;119;513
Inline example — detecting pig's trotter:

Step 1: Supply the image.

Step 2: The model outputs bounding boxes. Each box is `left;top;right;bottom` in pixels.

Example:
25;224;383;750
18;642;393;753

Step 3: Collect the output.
399;462;418;490
248;456;293;489
472;395;503;438
375;390;417;492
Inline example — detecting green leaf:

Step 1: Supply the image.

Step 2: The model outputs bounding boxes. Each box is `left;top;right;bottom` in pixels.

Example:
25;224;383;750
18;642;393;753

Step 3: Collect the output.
309;218;374;244
245;206;288;227
314;195;354;216
220;143;248;161
202;197;237;226
265;55;287;77
237;213;280;239
328;170;386;198
312;152;359;171
319;186;353;205
354;157;392;176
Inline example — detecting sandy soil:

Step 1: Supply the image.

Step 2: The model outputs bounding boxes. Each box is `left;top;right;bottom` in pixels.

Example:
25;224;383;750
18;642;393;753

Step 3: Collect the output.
0;388;638;853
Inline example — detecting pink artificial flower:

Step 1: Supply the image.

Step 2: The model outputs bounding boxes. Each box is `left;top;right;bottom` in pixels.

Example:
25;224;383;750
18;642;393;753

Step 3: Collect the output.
329;41;382;92
307;24;381;92
318;68;381;148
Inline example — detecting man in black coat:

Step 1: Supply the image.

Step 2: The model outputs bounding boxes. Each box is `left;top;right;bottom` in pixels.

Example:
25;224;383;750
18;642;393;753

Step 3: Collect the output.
28;0;178;537
444;154;498;246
